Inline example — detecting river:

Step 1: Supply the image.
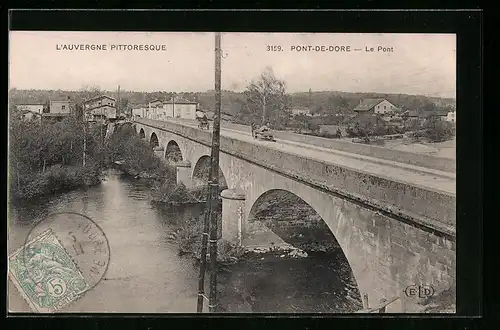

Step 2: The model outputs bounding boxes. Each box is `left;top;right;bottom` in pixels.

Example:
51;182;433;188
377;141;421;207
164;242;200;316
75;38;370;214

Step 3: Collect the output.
8;169;362;313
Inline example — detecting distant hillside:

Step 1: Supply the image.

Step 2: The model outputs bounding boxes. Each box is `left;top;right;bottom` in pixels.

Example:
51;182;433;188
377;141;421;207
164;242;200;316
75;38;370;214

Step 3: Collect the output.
9;88;456;117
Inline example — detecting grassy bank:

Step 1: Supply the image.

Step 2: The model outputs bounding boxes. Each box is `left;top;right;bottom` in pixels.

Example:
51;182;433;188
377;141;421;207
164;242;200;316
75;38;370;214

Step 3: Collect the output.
10;162;102;201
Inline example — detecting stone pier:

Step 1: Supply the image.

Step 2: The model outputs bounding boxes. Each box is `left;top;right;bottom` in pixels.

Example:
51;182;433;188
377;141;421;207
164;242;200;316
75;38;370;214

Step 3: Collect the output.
220;189;246;245
152;146;164;158
175;160;192;188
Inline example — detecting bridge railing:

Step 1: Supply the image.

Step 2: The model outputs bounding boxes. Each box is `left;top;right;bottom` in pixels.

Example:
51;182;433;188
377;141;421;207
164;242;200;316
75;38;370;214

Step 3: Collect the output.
218;121;455;173
355;295;401;313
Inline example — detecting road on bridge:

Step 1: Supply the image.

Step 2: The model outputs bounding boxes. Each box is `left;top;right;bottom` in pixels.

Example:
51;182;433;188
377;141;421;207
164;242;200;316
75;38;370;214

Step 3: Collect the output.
170;119;455;195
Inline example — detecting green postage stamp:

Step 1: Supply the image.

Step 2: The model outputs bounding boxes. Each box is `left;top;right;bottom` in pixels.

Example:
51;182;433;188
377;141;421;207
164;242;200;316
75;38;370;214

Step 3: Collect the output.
8;228;90;313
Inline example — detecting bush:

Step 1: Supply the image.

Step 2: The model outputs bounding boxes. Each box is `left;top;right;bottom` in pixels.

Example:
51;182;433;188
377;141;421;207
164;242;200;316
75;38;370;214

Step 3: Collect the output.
177;214;204;255
152;182;208;205
423;118;455;142
10;163;102;200
177;211;243;263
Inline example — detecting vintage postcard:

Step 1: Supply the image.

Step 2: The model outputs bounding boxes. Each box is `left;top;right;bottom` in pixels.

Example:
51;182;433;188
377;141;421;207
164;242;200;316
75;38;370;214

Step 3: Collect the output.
8;31;456;313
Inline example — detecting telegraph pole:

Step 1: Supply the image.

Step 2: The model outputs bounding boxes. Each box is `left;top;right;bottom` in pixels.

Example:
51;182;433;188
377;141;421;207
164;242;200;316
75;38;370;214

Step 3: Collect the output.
117;85;121;117
197;32;222;313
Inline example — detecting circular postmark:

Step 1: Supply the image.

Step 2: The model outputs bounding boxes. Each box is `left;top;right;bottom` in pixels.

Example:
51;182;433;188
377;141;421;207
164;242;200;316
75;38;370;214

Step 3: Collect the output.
8;212;110;312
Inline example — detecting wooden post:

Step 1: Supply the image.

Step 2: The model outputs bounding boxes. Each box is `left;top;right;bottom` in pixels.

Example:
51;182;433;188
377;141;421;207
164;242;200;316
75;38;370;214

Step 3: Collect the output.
83;99;87;167
363;293;369;309
379;298;387;313
197;32;222;314
208;31;222;313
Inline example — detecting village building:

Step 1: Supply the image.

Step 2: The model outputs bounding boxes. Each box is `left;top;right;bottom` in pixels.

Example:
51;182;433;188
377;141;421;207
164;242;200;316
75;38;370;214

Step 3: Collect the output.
15;102;45;121
16;102;45;115
354;98;399;115
407;109;448;120
164;96;198;120
131;104;148;121
145;96;198;121
18;109;42;121
406;109;448;125
446;111;456;123
40;98;74;122
49;99;72;114
83;95;117;122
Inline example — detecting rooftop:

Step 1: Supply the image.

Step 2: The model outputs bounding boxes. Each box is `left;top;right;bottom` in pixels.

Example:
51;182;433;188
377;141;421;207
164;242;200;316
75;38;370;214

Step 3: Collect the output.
19;109;42;115
163;97;198;104
353;98;387;111
84;95;117;103
408;109;448;117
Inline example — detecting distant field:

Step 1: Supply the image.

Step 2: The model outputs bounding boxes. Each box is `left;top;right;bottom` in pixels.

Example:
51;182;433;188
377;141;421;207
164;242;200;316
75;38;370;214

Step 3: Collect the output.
383;136;456;160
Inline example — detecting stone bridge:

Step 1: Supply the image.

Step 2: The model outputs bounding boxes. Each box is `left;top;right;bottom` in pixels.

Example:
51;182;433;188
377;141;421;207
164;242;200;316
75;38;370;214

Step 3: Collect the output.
133;118;456;312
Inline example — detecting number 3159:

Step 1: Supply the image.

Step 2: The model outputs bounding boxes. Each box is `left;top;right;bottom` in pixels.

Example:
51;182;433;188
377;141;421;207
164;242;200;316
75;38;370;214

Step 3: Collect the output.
267;45;282;51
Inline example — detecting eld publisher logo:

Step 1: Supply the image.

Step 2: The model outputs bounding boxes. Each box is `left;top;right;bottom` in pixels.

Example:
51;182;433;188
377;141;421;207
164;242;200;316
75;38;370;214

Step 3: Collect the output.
405;284;435;299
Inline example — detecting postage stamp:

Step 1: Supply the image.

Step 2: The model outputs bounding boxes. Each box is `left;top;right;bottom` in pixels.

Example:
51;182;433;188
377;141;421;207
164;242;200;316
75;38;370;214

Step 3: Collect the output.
8;228;90;313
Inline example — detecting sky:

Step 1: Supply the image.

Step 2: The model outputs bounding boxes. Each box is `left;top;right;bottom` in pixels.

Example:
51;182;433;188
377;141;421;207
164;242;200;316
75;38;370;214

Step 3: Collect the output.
9;32;456;98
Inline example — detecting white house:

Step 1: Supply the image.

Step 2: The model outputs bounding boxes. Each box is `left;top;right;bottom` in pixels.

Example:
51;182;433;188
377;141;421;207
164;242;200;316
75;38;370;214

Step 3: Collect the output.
16;103;45;115
163;97;198;120
353;98;399;115
446;111;456;123
132;105;148;120
18;109;42;121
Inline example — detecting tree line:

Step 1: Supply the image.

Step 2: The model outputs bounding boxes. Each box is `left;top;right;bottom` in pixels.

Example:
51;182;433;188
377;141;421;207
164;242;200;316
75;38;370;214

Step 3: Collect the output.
9;78;455;121
9;105;104;200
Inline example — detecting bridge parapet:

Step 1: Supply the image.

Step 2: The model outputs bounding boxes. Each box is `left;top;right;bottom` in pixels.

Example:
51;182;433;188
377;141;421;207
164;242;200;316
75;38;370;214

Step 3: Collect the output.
219;122;455;173
136;118;456;237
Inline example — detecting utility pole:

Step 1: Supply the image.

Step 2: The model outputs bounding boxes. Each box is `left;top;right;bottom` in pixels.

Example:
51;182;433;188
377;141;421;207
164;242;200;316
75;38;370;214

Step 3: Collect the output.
118;85;121;117
308;88;312;113
197;32;222;313
262;93;266;125
82;99;87;167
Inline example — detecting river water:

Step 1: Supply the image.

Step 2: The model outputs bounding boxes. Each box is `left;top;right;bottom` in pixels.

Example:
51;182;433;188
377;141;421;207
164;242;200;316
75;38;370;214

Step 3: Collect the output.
8;169;361;313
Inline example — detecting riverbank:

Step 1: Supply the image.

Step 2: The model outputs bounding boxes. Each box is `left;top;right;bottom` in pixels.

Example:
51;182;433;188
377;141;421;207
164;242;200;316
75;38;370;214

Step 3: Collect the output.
10;162;103;202
9;115;107;202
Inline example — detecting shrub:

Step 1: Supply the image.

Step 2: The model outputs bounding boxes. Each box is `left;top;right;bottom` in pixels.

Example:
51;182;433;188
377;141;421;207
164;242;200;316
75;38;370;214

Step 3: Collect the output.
152;182;208;205
423;118;455;142
177;214;204;256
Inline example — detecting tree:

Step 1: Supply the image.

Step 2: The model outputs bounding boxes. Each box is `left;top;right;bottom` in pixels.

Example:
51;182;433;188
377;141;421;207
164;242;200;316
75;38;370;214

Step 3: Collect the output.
242;67;291;127
77;84;102;105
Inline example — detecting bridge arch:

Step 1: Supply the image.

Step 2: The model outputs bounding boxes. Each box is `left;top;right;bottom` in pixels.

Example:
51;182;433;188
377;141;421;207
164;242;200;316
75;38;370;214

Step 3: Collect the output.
245;183;377;305
246;188;363;311
139;128;145;139
165;140;183;164
192;155;228;190
149;132;159;148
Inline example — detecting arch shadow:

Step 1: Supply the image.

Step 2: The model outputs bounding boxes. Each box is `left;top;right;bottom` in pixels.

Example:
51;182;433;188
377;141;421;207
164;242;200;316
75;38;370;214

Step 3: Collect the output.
192;155;228;190
245;188;363;312
165;140;183;164
149;132;159;148
139;128;145;139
